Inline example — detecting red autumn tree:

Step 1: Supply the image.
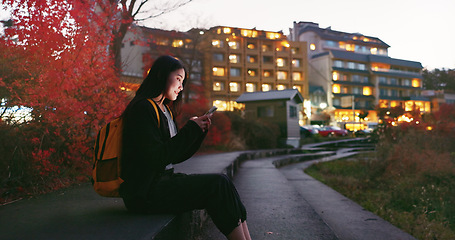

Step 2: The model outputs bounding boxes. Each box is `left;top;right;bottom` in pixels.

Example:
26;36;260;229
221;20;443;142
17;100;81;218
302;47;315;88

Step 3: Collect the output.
0;0;127;200
85;0;193;73
176;84;232;149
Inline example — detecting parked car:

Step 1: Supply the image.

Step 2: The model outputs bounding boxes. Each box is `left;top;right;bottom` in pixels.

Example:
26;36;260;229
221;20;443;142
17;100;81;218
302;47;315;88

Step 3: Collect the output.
354;128;373;137
318;126;348;137
300;125;319;138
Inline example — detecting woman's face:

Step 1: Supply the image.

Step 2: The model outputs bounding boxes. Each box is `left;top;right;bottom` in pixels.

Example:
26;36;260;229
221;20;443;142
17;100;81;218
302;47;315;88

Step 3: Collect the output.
164;68;185;101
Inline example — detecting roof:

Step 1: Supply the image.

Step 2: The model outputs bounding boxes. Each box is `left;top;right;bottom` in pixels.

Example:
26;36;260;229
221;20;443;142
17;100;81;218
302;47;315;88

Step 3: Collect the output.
236;89;304;103
369;55;423;69
314;50;423;69
299;25;390;48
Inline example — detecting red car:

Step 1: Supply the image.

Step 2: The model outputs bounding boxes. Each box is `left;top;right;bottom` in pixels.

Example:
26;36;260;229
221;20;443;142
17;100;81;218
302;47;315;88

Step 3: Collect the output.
318;126;348;137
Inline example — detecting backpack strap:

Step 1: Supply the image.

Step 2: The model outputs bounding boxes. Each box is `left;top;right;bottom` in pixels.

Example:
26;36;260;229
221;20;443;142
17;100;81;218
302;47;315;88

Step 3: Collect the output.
164;104;173;120
147;99;161;127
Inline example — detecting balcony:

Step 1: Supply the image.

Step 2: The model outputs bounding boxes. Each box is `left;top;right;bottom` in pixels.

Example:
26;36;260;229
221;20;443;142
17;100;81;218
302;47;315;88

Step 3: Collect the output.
372;67;421;78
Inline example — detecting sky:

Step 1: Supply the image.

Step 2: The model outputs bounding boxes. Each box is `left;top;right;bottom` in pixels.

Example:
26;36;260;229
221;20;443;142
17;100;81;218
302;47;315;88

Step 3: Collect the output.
140;0;455;70
1;0;454;70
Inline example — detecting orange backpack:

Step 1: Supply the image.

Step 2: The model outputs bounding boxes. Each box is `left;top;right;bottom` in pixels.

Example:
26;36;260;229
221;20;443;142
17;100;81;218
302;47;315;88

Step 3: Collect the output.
92;99;170;197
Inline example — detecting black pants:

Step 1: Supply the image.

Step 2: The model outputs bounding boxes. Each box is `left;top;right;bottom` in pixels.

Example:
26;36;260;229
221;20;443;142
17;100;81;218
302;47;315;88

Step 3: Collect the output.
124;173;247;236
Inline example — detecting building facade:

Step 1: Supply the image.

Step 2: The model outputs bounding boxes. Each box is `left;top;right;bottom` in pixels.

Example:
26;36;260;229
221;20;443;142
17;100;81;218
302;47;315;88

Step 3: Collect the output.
200;26;308;116
120;26;309;123
290;21;430;130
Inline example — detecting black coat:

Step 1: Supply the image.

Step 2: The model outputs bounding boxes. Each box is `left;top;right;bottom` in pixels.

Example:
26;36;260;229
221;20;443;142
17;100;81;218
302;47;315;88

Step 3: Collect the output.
119;98;206;199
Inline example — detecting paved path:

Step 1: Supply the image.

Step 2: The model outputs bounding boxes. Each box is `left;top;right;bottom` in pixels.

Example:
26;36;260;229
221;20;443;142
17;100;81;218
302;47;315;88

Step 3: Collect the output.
279;148;416;240
200;143;417;240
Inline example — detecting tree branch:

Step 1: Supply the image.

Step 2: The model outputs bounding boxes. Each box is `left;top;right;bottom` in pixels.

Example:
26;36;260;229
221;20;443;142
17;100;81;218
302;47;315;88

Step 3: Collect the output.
134;0;193;21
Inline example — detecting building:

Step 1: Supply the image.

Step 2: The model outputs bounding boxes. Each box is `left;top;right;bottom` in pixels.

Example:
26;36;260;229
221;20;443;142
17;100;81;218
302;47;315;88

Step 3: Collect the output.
120;26;309;121
199;26;309;117
236;89;304;147
289;21;430;130
422;90;455;112
120;25;204;100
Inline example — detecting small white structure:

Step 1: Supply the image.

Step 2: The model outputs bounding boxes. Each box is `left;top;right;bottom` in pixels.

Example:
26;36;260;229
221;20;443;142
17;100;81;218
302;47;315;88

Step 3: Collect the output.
236;89;304;148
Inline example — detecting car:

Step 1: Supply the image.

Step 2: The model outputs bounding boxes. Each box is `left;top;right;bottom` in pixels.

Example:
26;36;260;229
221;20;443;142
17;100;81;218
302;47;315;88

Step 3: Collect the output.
300;125;319;138
318;126;348;137
354;128;373;137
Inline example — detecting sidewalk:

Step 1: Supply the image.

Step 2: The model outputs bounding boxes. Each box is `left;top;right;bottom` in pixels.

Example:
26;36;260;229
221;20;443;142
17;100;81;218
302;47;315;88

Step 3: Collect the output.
199;140;416;240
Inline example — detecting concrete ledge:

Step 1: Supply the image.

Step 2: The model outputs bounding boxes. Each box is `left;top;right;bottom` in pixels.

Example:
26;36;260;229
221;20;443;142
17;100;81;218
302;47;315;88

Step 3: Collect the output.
0;148;329;240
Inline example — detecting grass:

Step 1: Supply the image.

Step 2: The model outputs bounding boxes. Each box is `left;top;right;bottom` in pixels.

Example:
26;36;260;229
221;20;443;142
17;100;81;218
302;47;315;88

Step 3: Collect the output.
305;152;455;240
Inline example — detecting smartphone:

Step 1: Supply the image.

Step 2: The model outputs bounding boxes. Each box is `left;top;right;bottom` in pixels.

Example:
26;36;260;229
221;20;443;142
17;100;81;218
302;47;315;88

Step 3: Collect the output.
205;106;218;115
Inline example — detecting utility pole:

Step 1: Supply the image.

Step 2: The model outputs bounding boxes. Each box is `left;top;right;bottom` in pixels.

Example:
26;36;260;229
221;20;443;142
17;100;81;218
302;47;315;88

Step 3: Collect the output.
352;95;355;129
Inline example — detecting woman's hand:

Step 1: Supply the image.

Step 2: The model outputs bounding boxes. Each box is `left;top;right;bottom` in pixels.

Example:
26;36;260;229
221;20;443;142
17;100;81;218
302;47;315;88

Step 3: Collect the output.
190;114;212;132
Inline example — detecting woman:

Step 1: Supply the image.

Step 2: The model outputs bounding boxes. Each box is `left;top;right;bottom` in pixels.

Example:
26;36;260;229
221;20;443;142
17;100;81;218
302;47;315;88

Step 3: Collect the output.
119;55;251;240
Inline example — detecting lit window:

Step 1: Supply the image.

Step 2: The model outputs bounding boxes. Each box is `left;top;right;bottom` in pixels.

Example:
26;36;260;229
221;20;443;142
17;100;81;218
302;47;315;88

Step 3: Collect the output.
228;41;239;49
292;72;302;81
412;79;420;87
310;43;316;51
213;100;227;111
230;68;241;77
292;59;301;67
262;84;271;92
261;44;271;52
223;27;231;34
293;85;302;92
246;83;256;92
370;48;378;54
229;54;239;63
213;82;224;91
282;41;290;48
405;101;414;112
212;40;223;48
379;100;388;108
266;32;281;39
241;29;258;38
276;58;285;67
277;71;287;80
230;82;239;92
247;43;256;49
263;70;272;78
390;101;398;107
156;38;169;46
332;84;341;93
341;87;348;94
172;39;184;48
247;69;257;77
213;67;225;76
346;44;355;51
332;72;339;81
277;85;286;90
247;55;256;63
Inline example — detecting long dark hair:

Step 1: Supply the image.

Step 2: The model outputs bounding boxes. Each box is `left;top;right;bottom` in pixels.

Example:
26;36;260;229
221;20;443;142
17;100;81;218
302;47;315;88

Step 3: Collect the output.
122;55;187;117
